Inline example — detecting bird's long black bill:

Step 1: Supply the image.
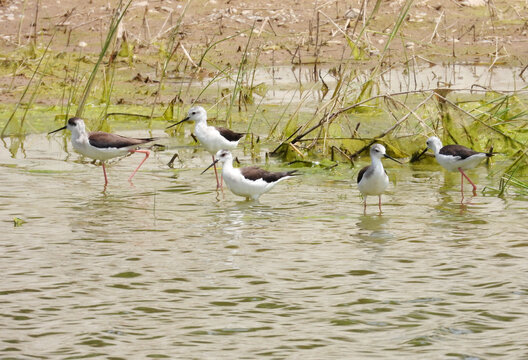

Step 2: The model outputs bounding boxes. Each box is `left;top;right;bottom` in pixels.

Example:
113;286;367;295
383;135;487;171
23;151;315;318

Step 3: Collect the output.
48;125;67;135
166;117;189;129
201;159;220;175
384;154;402;164
411;147;429;162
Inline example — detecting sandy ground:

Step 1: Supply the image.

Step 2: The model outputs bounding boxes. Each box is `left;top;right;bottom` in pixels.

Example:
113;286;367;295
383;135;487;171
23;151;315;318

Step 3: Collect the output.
0;0;527;67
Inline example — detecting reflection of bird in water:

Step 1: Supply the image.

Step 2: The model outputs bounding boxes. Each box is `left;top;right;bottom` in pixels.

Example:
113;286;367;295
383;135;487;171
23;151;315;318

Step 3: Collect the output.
356;214;393;243
421;136;493;195
167;106;245;189
49;117;154;186
357;144;401;213
202;150;298;201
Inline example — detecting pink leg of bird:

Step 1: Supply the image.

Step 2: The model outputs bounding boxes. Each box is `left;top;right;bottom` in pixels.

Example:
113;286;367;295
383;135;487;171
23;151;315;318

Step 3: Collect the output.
458;167;477;194
102;162;109;186
378;195;383;213
212;155;221;189
128;149;150;182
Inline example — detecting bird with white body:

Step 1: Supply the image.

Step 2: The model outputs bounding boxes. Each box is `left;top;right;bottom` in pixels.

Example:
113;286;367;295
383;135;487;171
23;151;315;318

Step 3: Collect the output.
202;150;298;201
421;136;493;195
357;143;401;213
167;106;245;188
49;117;154;186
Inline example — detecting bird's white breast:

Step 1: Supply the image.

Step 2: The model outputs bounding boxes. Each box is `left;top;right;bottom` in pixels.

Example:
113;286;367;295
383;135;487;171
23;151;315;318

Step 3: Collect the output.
358;166;389;196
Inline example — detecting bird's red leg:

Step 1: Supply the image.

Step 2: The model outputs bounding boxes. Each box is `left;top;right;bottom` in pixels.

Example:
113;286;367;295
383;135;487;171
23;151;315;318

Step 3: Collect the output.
128;149;150;182
102;162;108;186
212;155;221;189
460;170;464;193
378;195;382;213
458;167;477;194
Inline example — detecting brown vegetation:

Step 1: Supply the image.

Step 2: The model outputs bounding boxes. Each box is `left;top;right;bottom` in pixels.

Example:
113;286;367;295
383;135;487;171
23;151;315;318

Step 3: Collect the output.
0;0;526;68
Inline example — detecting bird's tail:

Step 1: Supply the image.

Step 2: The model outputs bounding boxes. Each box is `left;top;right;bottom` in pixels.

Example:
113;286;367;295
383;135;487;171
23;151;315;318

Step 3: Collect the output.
287;170;300;177
135;137;159;143
137;137;165;151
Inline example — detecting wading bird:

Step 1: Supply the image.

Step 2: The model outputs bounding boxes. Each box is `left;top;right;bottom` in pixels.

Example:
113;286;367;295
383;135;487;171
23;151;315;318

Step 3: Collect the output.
420;136;493;195
202;150;298;201
357;143;401;213
167;106;244;188
49;117;154;186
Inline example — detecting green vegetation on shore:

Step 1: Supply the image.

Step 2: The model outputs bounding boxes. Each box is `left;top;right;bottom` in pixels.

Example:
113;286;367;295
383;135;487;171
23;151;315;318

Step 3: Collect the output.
0;0;526;195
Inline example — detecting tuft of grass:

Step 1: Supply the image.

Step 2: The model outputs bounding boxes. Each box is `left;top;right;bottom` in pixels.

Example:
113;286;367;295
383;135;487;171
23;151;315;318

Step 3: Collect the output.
225;21;257;127
149;0;192;123
76;0;133;118
497;149;528;196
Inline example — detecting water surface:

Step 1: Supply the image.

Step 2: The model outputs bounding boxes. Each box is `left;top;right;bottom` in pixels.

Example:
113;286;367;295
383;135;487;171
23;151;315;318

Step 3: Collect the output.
1;133;527;359
223;64;528;107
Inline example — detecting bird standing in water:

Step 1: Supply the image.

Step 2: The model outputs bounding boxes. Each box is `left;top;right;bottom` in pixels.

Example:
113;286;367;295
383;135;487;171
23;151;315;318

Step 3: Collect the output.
357;144;401;213
421;136;493;195
49;117;154;186
202;150;298;201
167;106;245;188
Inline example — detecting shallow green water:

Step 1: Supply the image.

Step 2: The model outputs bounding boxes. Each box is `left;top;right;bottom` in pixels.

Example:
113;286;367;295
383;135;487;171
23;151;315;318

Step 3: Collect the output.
1;132;528;359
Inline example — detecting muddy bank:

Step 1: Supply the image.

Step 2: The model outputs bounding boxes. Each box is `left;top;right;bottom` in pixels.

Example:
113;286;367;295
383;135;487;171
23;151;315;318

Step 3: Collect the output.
0;0;526;67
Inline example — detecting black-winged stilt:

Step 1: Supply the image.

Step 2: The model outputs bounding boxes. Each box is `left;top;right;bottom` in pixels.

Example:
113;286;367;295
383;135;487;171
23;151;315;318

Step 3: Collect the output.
167;106;244;189
49;117;154;186
202;150;298;201
357;143;401;213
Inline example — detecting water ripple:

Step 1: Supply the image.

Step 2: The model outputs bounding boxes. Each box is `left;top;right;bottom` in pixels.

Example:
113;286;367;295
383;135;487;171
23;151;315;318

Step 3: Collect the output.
0;135;527;358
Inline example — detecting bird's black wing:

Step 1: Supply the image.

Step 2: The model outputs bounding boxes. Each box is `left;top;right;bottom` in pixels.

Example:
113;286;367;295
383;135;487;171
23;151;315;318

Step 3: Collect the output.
216;127;245;142
88;132;155;149
357;165;369;184
439;144;479;159
241;166;298;183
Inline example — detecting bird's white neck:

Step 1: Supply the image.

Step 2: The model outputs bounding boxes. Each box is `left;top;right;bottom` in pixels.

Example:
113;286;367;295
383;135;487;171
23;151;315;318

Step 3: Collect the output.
193;115;208;127
370;156;384;171
71;129;88;142
70;126;89;145
220;158;234;174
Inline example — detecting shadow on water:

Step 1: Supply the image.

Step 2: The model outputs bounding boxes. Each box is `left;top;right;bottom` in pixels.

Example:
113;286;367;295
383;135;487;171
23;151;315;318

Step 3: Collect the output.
206;197;288;229
356;215;393;243
67;190;156;239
